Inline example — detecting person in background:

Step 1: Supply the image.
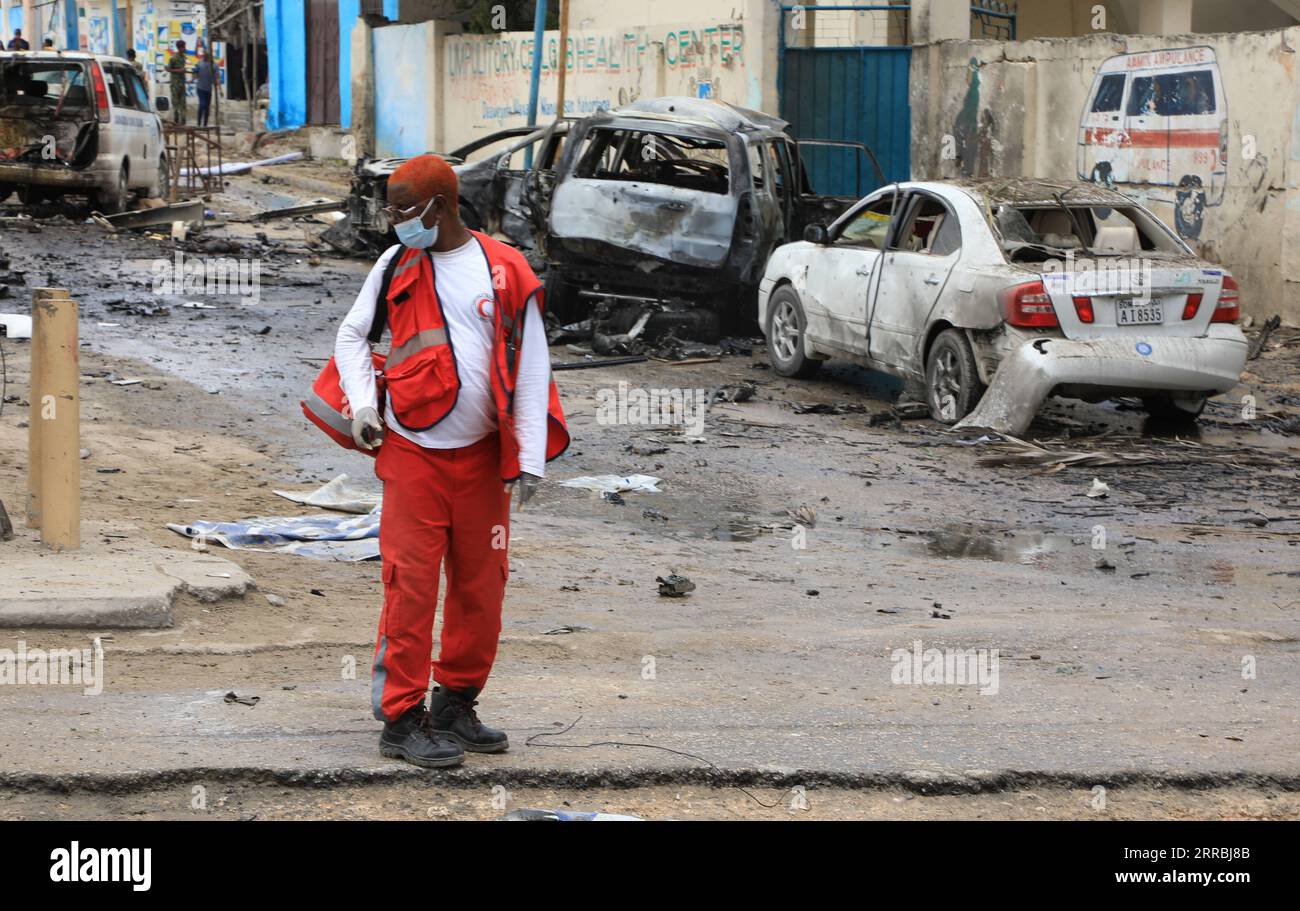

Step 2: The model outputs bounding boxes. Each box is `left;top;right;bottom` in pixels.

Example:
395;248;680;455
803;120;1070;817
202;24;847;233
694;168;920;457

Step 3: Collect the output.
193;49;215;128
127;48;148;89
6;29;29;50
42;38;54;49
166;40;187;124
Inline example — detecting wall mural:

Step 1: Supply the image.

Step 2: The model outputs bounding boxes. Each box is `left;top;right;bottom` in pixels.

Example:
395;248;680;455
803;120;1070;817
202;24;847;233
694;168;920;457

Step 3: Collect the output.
1077;46;1229;241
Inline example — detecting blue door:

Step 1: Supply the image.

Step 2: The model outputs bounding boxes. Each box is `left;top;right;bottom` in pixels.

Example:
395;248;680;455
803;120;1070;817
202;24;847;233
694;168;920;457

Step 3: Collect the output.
781;44;911;198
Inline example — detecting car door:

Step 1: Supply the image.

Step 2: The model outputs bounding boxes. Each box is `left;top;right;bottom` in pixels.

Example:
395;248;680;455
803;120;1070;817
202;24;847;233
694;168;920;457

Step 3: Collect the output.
867;190;963;370
119;64;161;189
790;138;886;239
522;121;569;246
104;63;149;188
798;189;902;355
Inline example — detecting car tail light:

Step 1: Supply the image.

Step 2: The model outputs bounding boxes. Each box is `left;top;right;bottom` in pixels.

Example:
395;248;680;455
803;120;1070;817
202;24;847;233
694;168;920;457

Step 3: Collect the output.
1181;293;1203;321
1001;280;1059;329
1071;296;1095;324
89;61;111;123
1212;276;1240;323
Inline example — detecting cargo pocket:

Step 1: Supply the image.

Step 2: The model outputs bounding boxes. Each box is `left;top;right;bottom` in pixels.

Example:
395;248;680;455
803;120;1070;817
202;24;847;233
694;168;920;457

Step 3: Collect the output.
385;346;458;430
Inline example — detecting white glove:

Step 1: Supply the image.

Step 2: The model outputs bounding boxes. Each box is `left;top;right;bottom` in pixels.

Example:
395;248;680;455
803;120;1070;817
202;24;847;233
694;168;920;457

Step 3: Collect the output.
351;406;385;451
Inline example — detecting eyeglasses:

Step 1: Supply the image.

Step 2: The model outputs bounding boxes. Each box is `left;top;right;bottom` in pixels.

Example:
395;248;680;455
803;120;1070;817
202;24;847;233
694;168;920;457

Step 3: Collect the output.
382;195;437;225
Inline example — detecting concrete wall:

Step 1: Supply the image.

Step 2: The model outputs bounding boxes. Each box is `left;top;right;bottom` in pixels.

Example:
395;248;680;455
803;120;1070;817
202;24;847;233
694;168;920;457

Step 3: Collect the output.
910;30;1300;321
373;18;444;156
358;0;780;154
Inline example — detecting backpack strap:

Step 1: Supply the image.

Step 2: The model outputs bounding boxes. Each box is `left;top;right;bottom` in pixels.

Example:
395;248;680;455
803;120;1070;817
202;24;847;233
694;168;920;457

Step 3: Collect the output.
368;249;404;344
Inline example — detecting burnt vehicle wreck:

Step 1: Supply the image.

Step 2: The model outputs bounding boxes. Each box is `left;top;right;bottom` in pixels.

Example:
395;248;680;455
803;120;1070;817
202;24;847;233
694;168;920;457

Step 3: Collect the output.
539;98;885;327
330;121;573;257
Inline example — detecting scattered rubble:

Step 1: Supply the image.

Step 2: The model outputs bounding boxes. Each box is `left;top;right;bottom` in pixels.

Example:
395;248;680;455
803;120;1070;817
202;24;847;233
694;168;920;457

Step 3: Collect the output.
656;573;696;598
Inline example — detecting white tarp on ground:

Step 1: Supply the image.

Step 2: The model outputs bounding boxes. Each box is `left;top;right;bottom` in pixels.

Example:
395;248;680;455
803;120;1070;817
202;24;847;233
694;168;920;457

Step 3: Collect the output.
558;475;663;494
181;152;303;177
273;474;380;515
167;508;381;562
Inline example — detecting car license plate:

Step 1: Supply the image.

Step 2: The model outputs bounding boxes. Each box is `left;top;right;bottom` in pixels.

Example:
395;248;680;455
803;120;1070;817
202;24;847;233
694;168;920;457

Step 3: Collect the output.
1115;300;1163;326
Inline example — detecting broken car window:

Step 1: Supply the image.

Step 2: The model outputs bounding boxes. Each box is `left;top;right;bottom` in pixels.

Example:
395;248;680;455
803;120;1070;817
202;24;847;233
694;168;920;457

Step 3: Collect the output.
995;204;1182;261
836;193;896;249
574;127;731;194
900;196;961;256
0;61;91;110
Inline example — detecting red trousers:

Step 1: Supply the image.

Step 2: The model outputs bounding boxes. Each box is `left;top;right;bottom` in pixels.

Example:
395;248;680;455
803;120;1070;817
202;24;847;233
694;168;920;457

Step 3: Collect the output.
371;431;510;722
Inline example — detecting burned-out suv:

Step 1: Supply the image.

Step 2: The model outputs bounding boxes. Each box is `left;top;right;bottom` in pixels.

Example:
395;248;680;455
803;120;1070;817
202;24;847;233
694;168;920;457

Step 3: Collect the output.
541;97;884;324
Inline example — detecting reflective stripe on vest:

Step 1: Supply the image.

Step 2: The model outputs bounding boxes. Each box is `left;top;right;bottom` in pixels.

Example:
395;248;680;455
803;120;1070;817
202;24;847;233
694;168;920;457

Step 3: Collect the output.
304;389;353;437
387;327;450;372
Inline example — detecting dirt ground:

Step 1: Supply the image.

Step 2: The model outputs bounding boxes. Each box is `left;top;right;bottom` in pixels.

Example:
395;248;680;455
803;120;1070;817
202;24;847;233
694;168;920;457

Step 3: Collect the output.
1;151;1298;820
4;782;1297;821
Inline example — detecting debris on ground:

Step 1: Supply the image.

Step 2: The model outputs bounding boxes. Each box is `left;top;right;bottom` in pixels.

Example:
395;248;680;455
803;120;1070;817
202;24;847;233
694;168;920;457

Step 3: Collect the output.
559;475;662;494
710;382;757;404
656;573;696;597
787;505;818;528
1248;315;1283;360
974;434;1300;470
1086;478;1111;499
501;809;643;821
223;692;261;707
0;496;13;542
793;401;869;415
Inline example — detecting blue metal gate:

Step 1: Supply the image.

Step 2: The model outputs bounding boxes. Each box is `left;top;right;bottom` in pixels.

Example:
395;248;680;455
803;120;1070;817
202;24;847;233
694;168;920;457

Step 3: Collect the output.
779;5;912;198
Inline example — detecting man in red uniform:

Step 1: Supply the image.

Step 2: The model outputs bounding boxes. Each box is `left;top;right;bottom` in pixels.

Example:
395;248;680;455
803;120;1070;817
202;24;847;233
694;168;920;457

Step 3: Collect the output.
335;156;568;768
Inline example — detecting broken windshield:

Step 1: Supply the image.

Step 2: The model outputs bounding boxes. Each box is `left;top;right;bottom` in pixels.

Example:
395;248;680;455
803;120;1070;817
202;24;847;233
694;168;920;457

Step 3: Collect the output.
573;127;731;194
0;61;91;112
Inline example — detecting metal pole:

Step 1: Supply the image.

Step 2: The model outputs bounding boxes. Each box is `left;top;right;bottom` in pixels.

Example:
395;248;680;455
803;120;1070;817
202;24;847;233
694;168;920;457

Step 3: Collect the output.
524;0;547;168
30;288;80;551
555;0;569;119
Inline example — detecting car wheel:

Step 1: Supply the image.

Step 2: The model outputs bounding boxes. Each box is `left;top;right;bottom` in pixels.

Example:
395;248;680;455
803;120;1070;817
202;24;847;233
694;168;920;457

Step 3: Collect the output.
0;183;14;203
926;328;983;424
1142;394;1207;423
95;164;130;214
766;286;821;378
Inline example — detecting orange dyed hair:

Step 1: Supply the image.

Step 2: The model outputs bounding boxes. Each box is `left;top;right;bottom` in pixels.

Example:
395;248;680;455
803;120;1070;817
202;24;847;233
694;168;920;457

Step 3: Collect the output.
389;154;459;213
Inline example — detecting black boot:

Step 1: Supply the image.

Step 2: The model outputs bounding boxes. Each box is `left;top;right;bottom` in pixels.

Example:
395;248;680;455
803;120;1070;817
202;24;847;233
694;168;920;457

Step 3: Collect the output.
379;704;465;768
428;686;509;753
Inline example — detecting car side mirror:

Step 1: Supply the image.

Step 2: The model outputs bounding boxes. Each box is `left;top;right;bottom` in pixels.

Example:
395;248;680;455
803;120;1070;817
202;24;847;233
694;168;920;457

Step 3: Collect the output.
804;223;829;245
155;96;170;112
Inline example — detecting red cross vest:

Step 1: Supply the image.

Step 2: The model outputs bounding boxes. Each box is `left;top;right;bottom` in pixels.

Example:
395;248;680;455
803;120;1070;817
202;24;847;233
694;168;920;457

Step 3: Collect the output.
303;232;570;482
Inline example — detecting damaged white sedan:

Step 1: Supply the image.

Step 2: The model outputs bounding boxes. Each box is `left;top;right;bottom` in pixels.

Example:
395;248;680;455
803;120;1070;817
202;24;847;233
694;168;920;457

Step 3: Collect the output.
758;178;1247;434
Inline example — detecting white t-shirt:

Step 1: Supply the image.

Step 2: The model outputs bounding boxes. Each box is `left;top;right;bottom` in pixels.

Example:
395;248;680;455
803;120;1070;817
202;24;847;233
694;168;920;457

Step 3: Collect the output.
334;239;551;477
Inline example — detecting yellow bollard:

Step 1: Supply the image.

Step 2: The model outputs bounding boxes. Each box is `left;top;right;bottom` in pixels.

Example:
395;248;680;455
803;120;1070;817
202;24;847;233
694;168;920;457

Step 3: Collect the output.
31;290;80;551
